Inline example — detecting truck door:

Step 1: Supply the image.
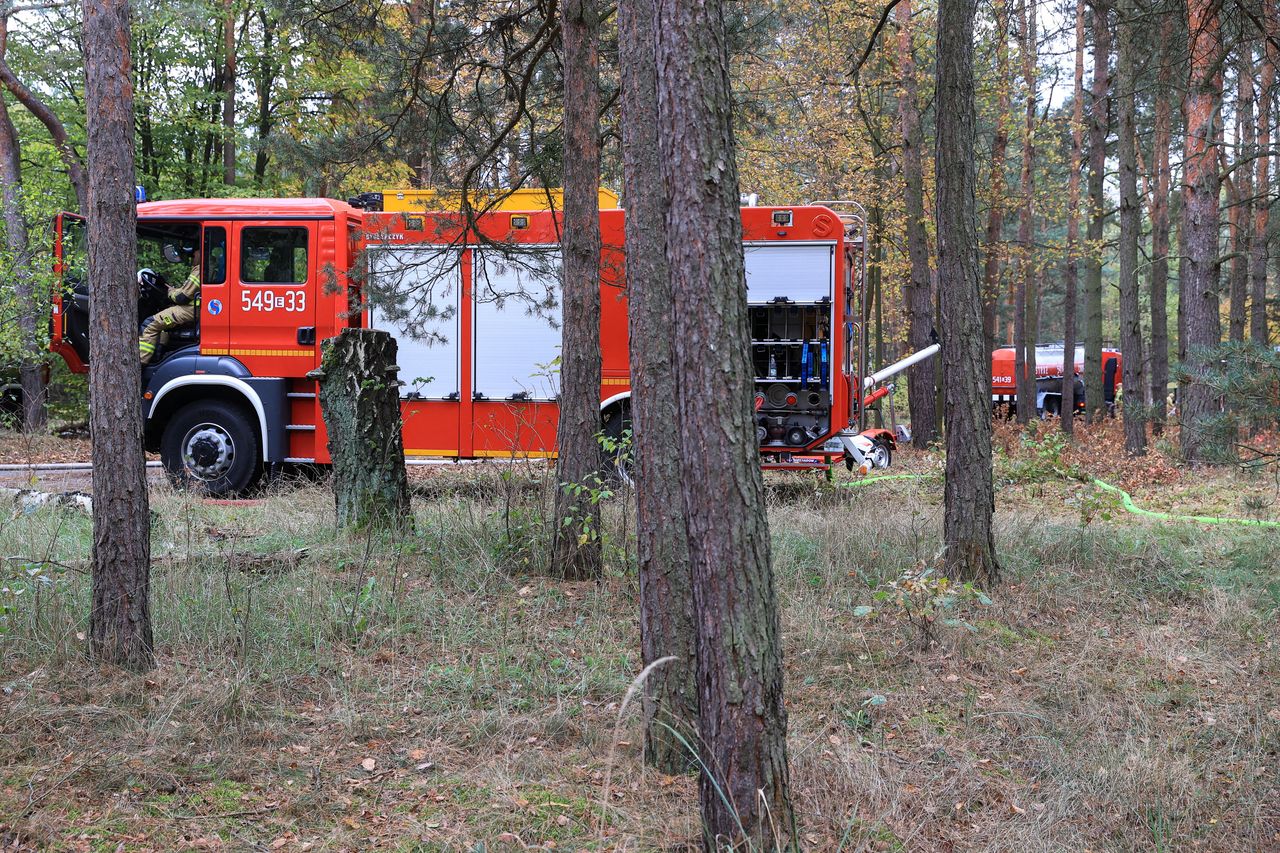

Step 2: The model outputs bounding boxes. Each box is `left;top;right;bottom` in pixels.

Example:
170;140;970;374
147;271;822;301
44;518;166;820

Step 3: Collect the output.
227;222;318;377
198;224;231;354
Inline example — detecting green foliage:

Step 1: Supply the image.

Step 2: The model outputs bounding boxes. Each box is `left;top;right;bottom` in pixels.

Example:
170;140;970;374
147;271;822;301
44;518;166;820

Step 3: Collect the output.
492;502;549;572
1183;341;1280;468
855;565;992;648
997;422;1085;484
0;560;67;637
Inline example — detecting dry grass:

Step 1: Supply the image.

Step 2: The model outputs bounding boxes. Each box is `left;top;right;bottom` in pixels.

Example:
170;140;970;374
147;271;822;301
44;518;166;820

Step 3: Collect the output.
1;435;1279;851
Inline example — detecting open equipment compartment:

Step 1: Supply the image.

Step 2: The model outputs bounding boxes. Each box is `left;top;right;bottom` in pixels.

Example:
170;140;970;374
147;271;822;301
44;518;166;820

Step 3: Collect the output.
743;237;837;451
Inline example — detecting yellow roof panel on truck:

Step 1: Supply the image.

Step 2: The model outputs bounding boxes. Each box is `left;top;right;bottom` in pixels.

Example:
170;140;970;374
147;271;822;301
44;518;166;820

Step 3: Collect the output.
381;187;620;213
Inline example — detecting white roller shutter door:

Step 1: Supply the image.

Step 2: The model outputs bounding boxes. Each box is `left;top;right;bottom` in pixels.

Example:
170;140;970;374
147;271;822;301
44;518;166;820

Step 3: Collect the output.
366;247;461;399
744;243;834;303
473;249;562;400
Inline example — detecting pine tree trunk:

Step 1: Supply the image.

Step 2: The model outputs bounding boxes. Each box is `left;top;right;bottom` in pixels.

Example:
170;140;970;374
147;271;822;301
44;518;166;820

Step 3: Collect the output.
1062;0;1086;436
653;0;793;842
1014;0;1037;424
1227;44;1253;345
1115;0;1145;455
1084;0;1110;423
84;0;152;672
222;0;235;185
936;0;999;586
618;0;698;774
1149;15;1173;433
253;10;276;187
550;0;604;580
1250;24;1275;347
982;1;1011;351
0;60;45;433
1180;0;1225;463
314;329;411;529
896;0;938;447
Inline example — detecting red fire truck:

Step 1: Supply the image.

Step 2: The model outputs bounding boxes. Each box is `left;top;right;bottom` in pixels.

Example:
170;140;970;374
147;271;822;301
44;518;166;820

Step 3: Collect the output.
50;196;933;496
990;343;1122;416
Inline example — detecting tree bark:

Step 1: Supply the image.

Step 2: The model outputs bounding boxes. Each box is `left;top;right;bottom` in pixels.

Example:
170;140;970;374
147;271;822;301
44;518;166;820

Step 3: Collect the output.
1115;0;1145;455
1250;21;1276;347
315;329;412;529
1084;0;1110;423
222;0;236;186
1180;0;1225;463
84;0;152;672
550;0;604;580
1014;0;1038;424
983;0;1012;349
1226;49;1252;344
0;31;45;433
936;0;999;586
618;0;699;774
652;0;793;843
1062;0;1086;436
0;16;88;212
896;0;938;447
253;8;277;187
1149;14;1173;433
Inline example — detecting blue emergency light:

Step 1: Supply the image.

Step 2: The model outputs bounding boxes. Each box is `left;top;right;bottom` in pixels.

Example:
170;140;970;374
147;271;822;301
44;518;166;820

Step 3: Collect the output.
135;185;147;203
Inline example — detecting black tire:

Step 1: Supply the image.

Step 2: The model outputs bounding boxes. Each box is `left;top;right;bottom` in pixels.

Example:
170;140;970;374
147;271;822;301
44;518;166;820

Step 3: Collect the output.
1042;395;1061;418
160;400;262;497
600;401;634;484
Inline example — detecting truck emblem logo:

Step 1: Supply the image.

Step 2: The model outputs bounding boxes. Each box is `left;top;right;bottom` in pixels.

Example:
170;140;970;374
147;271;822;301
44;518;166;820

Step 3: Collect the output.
208;299;222;315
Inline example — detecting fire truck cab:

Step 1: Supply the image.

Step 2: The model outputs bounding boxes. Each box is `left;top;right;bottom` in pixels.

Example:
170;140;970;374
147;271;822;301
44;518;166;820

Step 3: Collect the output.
50;196;911;496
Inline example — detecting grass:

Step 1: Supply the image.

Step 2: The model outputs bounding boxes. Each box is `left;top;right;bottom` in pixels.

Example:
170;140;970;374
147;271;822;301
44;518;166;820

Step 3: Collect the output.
1;431;1279;850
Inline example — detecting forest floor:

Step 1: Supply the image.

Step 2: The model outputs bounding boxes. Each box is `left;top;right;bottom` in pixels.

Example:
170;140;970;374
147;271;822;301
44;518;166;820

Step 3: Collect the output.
1;420;1279;851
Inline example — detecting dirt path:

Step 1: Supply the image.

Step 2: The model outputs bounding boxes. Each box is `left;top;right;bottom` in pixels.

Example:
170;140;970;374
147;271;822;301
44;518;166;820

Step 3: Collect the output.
0;464;166;494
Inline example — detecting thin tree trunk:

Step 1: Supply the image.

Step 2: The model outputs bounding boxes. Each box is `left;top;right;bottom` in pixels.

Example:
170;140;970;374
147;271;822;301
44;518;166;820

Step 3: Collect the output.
1084;0;1110;423
618;0;698;774
1226;40;1252;345
1251;23;1275;346
936;0;999;586
653;0;793;842
222;0;236;185
0;16;88;211
0;26;45;433
253;9;276;187
1177;187;1187;364
1225;74;1250;346
1062;0;1086;435
550;0;604;580
1116;0;1145;454
84;0;152;672
896;0;938;447
982;0;1012;351
1149;14;1173;433
1014;0;1038;424
1223;163;1245;341
1180;0;1225;463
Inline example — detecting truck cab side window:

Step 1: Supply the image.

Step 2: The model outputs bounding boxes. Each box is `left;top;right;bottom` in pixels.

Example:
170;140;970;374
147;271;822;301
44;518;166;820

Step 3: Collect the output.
241;227;308;284
204;227;227;284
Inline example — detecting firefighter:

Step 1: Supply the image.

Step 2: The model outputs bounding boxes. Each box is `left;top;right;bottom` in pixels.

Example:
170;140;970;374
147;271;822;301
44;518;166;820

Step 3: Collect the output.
139;245;200;365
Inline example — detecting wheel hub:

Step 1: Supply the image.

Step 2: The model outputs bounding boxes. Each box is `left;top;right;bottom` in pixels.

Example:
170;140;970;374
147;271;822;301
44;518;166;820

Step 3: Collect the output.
182;423;235;481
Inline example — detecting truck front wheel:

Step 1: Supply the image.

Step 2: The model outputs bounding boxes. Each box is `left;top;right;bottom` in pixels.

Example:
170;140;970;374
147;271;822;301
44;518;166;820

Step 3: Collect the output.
160;401;262;497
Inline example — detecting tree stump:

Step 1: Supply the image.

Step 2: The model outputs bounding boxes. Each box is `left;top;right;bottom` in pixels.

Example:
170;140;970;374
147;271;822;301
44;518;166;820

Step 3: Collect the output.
313;329;411;529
